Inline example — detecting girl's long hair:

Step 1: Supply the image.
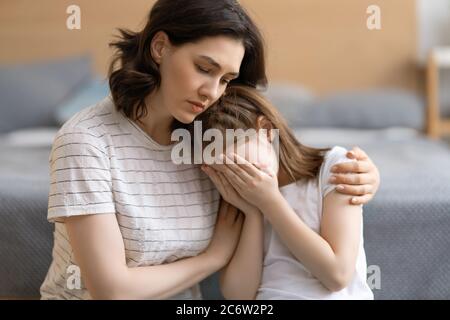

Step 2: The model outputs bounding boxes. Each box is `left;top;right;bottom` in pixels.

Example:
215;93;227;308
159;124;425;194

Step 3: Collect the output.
108;0;267;122
193;85;330;182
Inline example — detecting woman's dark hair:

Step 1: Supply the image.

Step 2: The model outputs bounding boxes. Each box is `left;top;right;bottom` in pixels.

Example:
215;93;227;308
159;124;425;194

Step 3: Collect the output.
108;0;267;121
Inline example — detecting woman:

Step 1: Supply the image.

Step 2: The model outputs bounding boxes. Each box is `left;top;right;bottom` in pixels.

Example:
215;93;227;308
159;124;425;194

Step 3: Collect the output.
198;85;374;299
40;0;380;300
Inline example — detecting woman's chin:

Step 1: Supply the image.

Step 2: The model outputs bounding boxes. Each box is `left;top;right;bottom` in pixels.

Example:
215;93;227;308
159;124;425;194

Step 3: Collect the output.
174;113;196;125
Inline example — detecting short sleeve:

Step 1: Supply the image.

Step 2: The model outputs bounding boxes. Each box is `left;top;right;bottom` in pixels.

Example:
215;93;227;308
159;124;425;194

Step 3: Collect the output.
319;146;356;198
47;126;115;223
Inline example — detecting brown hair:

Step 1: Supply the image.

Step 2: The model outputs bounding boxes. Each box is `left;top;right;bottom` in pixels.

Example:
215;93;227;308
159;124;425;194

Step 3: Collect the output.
193;85;330;182
108;0;267;122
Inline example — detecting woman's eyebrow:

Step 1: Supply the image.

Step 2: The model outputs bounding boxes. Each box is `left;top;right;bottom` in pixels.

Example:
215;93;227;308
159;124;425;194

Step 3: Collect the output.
199;55;240;77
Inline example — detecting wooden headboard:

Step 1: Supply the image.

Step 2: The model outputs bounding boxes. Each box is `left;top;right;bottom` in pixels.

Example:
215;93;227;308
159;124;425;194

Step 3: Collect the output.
0;0;420;94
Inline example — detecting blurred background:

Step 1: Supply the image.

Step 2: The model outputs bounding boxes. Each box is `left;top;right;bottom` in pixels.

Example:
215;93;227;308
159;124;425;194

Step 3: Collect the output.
0;0;449;300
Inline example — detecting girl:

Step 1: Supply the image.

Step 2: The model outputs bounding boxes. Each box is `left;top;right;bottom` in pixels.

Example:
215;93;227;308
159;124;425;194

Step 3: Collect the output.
40;0;379;300
199;85;374;299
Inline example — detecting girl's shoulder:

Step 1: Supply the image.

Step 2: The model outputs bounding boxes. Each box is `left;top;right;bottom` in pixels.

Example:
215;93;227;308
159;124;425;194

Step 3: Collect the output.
319;146;354;197
323;146;349;166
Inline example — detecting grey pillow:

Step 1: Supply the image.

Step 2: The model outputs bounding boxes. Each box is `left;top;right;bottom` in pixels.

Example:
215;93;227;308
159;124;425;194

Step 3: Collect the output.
262;82;316;128
304;90;425;130
0;55;93;133
269;89;425;130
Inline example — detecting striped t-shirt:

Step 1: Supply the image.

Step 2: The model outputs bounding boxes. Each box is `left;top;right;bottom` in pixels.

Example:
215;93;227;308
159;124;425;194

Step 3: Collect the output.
40;95;220;300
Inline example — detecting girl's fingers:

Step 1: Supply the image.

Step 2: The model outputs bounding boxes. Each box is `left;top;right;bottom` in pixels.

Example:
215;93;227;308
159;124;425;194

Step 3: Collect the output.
217;171;233;191
329;173;374;186
222;154;254;184
217;170;238;196
219;160;247;188
225;204;239;223
222;170;244;193
234;211;244;226
230;153;260;178
335;184;374;196
202;166;226;194
218;199;229;216
331;160;371;174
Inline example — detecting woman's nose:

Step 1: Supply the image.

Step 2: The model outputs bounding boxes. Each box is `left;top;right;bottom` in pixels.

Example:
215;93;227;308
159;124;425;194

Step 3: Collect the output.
199;80;222;104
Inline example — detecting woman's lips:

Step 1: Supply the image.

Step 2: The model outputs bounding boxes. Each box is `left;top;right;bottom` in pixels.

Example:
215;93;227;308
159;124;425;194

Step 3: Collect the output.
188;100;205;113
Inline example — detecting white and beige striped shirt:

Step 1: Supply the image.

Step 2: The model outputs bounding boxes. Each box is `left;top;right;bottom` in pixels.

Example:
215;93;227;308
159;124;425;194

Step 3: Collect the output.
40;95;220;300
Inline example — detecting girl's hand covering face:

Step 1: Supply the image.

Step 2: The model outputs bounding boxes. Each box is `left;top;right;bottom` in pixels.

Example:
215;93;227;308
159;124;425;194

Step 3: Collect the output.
202;164;260;217
206;153;280;210
329;146;380;205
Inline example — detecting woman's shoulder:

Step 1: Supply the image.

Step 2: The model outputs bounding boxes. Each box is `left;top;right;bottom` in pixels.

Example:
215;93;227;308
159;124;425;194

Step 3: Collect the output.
55;96;116;138
51;96;116;149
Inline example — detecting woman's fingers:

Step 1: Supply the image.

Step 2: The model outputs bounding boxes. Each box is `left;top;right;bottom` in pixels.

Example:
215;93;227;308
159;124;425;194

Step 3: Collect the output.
349;194;372;205
331;160;371;174
329;173;374;185
335;184;374;196
347;146;369;161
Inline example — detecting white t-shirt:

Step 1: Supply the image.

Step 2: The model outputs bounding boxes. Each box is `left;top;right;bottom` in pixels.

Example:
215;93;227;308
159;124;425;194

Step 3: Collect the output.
256;146;374;300
40;95;219;300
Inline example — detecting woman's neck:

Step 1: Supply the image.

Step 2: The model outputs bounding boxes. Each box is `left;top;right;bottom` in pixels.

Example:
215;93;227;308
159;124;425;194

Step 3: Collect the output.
135;93;174;146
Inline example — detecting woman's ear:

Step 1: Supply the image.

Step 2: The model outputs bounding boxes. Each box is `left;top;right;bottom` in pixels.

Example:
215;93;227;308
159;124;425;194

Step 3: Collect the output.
256;115;275;142
150;31;170;64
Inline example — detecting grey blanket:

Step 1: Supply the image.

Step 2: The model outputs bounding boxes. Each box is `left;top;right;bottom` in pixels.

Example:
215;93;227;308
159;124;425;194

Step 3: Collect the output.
1;129;450;299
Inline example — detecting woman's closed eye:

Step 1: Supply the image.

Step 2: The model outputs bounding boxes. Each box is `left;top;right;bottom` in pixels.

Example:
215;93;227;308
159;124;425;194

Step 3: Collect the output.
196;64;231;85
196;64;211;74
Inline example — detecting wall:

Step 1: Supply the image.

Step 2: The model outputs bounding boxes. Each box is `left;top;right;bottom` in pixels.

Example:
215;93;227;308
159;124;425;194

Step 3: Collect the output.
0;0;419;95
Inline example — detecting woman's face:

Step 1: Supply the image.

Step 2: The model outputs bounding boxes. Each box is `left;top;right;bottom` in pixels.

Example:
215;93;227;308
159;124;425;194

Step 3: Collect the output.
156;35;245;124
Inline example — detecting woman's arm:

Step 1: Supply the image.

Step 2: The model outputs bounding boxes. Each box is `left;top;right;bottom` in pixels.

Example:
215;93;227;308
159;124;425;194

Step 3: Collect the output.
259;191;362;292
65;200;243;300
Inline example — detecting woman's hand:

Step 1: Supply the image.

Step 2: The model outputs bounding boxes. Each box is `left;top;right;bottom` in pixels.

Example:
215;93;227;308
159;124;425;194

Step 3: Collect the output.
329;146;380;205
207;153;281;210
204;199;244;268
202;164;260;217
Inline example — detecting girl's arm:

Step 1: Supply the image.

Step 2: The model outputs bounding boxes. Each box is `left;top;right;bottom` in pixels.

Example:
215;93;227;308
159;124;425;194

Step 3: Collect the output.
218;212;264;299
65;200;243;300
260;191;362;292
211;153;362;292
202;166;264;299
